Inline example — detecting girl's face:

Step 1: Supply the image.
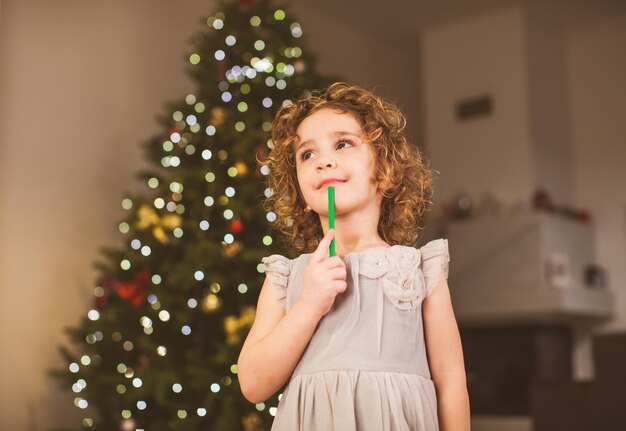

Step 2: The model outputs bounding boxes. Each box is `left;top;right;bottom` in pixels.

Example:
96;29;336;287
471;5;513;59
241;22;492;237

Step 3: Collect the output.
294;108;381;219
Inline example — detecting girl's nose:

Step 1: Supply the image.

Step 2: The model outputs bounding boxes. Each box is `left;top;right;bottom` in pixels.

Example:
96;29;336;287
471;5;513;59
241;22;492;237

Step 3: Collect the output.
315;154;336;170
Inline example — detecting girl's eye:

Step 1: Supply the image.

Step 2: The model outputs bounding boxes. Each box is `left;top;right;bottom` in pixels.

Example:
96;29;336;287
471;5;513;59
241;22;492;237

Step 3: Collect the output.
298;139;353;162
336;139;354;150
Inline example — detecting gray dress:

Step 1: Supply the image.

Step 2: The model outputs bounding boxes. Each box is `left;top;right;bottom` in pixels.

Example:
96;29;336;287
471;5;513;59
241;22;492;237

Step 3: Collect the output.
261;238;450;431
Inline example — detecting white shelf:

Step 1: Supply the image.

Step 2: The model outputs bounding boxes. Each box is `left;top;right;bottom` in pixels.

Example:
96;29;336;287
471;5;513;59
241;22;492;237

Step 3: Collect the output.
445;212;614;326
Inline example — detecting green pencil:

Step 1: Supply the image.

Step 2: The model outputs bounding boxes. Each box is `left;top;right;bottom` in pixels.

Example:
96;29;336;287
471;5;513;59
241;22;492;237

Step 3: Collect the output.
328;186;335;256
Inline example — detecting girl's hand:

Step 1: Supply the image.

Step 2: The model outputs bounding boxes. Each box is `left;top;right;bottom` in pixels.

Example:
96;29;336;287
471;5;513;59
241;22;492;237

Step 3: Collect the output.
298;229;347;320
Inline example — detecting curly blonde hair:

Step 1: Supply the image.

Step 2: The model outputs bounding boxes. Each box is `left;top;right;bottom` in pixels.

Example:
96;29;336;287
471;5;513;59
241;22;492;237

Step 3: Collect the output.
262;82;436;254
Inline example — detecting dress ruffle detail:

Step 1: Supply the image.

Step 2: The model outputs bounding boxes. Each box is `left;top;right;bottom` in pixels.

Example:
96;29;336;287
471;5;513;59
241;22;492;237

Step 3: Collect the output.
260;238;450;304
360;249;422;307
261;254;291;301
418;239;450;297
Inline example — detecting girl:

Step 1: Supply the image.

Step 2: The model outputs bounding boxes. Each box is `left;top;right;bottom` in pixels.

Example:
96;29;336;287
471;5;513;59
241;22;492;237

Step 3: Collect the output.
238;83;470;430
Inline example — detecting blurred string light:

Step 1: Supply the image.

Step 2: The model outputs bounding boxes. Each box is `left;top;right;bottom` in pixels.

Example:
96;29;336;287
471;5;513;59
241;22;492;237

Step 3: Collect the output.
189;53;200;65
291;22;303;38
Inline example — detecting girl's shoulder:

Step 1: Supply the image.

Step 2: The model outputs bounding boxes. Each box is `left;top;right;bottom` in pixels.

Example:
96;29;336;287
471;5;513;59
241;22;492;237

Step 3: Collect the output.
346;238;449;269
261;238;449;277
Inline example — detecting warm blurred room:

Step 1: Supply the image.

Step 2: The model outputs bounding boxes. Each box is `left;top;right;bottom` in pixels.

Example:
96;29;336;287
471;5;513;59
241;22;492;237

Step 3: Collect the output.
1;0;625;430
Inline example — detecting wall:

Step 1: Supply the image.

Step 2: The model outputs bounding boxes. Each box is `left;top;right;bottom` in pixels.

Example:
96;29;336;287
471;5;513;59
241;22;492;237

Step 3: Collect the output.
422;6;534;209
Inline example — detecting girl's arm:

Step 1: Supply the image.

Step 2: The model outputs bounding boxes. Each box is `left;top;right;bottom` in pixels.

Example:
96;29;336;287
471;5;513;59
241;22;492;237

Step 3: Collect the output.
237;276;321;403
238;230;346;403
423;272;471;431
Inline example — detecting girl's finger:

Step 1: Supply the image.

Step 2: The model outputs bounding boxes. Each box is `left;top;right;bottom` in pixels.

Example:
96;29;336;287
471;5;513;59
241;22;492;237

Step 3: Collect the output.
321;256;344;269
311;229;335;263
328;267;347;281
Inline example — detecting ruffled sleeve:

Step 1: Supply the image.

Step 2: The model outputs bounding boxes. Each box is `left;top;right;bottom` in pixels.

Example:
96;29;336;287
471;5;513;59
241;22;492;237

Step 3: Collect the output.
419;239;450;297
261;254;291;304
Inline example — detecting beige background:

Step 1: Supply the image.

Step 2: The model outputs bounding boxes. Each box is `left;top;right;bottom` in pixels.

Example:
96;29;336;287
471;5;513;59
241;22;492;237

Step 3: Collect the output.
1;0;625;429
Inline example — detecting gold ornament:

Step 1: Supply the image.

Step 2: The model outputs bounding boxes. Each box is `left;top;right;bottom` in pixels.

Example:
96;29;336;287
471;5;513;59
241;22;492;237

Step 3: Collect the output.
222;241;243;258
136;205;159;229
224;306;256;345
152;226;168;244
135;204;181;245
224;316;240;345
224;316;239;335
235;161;248;176
210;107;227;126
240;306;255;327
120;418;136;431
242;412;263;431
201;293;222;313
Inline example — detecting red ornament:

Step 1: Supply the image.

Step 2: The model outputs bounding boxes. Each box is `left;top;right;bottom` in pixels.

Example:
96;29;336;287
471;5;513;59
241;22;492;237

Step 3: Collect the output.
102;269;151;309
236;0;258;10
231;219;243;234
217;59;228;81
136;354;151;372
94;295;108;311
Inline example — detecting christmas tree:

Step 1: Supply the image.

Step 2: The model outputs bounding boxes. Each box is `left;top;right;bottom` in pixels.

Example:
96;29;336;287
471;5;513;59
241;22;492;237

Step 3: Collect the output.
52;1;335;429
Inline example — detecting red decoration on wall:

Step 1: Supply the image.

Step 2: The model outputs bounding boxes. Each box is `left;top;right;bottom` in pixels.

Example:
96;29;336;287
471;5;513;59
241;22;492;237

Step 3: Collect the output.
532;188;554;211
